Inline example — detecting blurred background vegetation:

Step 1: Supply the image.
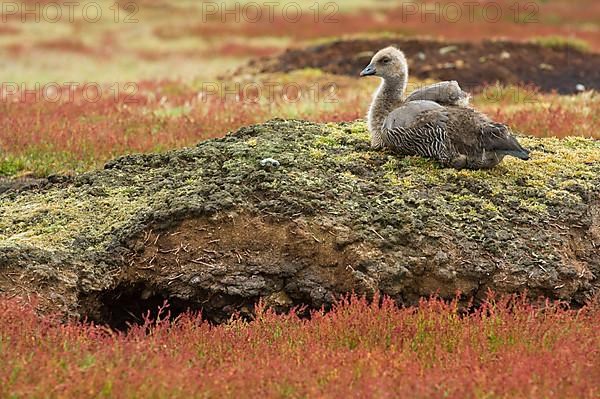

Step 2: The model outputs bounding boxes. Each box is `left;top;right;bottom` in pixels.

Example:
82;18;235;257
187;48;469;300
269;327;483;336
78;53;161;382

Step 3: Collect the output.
0;0;598;176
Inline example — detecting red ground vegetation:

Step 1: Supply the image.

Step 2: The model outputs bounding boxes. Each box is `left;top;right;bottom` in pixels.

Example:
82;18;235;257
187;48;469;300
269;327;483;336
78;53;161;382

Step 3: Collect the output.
0;25;20;35
211;42;282;58
492;105;598;139
188;0;600;51
1;294;598;398
34;38;95;54
1;77;597;176
0;79;365;174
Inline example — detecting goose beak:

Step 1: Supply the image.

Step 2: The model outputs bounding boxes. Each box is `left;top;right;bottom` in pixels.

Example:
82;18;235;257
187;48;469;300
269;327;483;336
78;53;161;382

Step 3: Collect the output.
360;64;376;77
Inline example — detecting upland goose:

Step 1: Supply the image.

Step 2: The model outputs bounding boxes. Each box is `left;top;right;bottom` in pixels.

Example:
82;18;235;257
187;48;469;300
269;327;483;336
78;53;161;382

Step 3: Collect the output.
405;80;470;106
360;47;529;169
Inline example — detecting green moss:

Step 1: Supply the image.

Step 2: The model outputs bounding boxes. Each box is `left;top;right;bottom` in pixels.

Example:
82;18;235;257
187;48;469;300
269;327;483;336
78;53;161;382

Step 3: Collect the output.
309;148;327;159
0;182;151;251
313;135;340;148
1;119;599;259
324;121;371;144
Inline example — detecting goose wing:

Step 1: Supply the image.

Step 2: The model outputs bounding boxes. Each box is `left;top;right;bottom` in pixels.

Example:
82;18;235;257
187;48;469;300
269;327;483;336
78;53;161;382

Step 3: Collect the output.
405;81;470;107
382;100;454;160
383;100;447;130
381;102;530;166
443;108;530;161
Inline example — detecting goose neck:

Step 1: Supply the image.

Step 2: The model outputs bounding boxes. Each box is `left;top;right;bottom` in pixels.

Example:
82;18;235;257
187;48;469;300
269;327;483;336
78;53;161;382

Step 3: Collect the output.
381;77;406;100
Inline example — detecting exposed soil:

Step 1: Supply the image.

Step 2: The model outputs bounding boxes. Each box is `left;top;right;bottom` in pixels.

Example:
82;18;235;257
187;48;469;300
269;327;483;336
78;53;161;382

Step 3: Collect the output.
242;38;600;94
80;213;364;329
1;120;599;329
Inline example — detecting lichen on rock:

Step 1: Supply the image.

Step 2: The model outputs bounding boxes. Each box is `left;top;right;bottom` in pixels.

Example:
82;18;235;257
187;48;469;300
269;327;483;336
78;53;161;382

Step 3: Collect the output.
0;119;598;326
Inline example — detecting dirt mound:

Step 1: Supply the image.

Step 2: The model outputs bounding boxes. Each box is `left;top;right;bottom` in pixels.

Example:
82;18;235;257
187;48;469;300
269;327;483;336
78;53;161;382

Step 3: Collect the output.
244;38;600;94
1;119;599;328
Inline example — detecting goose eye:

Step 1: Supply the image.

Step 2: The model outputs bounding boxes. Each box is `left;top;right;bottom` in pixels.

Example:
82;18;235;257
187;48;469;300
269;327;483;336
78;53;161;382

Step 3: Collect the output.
381;57;391;64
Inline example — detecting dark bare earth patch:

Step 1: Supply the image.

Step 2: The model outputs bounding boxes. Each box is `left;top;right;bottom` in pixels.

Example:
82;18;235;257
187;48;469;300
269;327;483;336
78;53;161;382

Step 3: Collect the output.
241;38;600;94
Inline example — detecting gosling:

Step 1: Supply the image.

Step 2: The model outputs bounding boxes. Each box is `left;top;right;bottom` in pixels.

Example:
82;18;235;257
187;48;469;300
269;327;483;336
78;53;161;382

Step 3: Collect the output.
361;47;529;169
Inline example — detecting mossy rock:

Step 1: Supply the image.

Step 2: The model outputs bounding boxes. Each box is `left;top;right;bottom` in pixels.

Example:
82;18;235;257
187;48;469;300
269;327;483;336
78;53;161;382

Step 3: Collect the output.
0;119;598;327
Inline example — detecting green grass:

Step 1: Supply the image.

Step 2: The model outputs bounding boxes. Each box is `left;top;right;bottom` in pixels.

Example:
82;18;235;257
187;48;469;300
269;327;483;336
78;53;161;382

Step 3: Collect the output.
531;35;591;52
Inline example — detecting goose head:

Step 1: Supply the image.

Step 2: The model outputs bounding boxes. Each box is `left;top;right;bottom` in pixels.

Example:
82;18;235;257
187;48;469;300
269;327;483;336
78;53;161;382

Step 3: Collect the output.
360;46;408;83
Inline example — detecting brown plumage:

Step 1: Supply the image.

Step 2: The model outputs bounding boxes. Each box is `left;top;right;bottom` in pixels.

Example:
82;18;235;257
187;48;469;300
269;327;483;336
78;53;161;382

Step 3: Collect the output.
405;80;470;107
360;47;529;169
